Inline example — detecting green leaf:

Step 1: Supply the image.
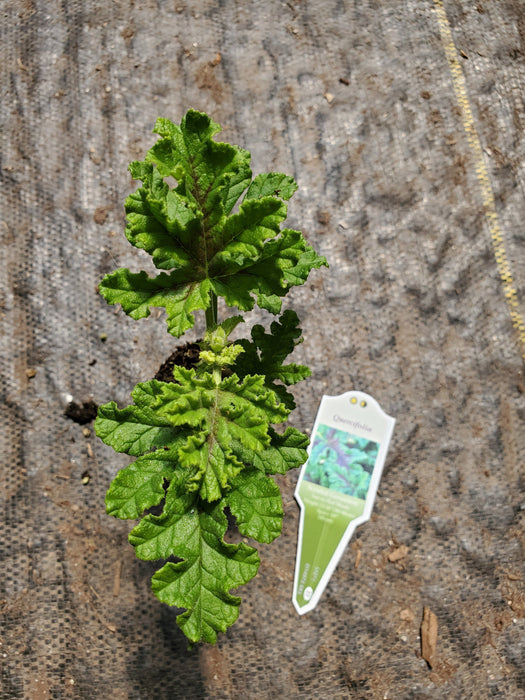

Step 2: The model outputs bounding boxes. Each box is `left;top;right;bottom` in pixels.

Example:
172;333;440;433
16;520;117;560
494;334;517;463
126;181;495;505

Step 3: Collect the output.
99;110;327;336
225;470;283;543
211;229;327;318
99;268;211;337
234;310;311;409
144;500;259;645
105;449;178;519
249;229;327;295
152;367;289;501
124;165;201;271
217;197;287;258
98;368;290;504
148;110;252;224
128;480;198;560
177;432;244;503
95;402;177;457
126;462;261;644
245;172;297;201
231;426;309;475
95;380;194;458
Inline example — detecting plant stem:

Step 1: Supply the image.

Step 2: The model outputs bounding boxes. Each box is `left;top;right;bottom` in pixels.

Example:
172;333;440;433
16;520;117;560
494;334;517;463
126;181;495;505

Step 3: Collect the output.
206;290;221;385
205;290;218;330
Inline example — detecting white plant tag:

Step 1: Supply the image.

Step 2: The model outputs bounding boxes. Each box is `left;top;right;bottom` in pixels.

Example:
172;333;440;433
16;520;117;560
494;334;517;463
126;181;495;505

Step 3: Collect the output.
293;391;395;615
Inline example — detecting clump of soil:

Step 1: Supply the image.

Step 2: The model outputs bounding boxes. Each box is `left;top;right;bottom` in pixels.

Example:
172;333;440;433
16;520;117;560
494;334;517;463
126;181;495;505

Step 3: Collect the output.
154;342;201;382
64;399;98;424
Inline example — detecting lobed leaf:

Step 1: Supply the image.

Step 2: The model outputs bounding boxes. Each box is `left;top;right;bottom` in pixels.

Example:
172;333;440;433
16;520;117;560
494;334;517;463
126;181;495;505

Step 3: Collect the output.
244;172;297;202
225;470;283;543
99;110;327;336
231;426;309;475
148;110;252;225
95;401;179;457
105;449;179;519
98;268;212;338
97;367;291;505
153;368;289;501
147;501;260;645
125;165;201;271
129;480;199;561
215;229;326;317
96;380;190;454
234;310;311;409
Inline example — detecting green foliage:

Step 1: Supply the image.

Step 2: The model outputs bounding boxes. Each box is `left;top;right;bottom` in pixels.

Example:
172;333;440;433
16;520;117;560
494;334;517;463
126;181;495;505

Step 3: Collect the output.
95;110;326;645
233;309;311;410
99;110;327;337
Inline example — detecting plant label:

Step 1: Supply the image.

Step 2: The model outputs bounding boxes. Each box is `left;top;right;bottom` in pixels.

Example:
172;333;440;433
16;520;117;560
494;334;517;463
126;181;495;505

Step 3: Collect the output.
292;391;395;614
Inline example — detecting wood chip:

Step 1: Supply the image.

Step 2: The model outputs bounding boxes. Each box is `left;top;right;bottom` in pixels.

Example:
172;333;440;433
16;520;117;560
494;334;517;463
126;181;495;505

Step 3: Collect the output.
121;25;135;40
88;598;117;635
93;206;110;225
26;368;36;378
354;549;362;569
89;148;102;165
399;608;415;622
387;544;408;562
421;607;438;668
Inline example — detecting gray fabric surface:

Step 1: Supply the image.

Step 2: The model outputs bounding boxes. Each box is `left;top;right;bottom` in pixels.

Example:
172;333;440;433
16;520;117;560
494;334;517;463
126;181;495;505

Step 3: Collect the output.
1;0;524;697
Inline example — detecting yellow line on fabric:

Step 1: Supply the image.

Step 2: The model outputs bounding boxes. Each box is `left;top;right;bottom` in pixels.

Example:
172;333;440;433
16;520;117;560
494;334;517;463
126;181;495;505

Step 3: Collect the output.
433;0;525;359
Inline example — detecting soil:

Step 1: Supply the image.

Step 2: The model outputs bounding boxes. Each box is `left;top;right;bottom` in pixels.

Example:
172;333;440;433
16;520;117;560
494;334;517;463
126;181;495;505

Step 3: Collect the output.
154;342;201;382
64;399;99;424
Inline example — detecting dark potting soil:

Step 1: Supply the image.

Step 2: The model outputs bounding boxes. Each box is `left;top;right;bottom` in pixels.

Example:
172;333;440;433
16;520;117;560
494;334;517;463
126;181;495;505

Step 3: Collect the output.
64;399;99;424
154;341;201;382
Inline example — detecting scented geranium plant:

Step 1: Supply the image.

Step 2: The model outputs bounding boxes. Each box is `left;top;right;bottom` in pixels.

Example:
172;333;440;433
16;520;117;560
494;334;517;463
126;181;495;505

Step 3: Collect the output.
95;109;327;645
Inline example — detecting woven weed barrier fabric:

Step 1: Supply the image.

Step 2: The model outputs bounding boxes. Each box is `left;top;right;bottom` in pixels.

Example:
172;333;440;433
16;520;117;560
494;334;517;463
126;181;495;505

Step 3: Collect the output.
1;0;524;697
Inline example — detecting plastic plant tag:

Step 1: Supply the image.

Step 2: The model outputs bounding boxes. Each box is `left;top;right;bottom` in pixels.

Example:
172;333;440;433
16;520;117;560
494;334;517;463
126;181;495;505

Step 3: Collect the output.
293;391;395;614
